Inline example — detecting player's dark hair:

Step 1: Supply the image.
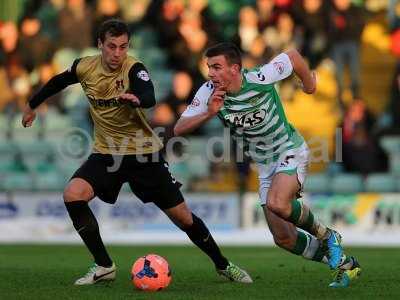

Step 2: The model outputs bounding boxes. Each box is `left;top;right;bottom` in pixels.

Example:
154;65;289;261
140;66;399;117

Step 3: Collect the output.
205;42;242;69
98;19;130;42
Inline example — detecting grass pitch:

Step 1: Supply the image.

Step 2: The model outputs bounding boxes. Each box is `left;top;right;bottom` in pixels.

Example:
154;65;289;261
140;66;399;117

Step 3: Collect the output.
1;245;399;299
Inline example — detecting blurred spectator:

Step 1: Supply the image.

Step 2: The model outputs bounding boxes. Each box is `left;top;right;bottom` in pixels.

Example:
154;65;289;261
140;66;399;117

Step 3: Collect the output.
18;15;54;72
293;0;329;68
257;0;278;30
32;62;63;113
238;6;260;52
3;55;31;137
242;35;270;68
34;0;60;40
92;0;122;44
342;99;374;143
327;0;366;110
0;22;19;54
276;12;298;50
178;10;208;54
342;99;387;174
58;0;93;49
342;122;388;174
119;0;151;26
261;12;298;57
0;65;14;112
388;0;400;31
385;62;400;131
164;71;193;116
151;102;176;142
152;0;184;48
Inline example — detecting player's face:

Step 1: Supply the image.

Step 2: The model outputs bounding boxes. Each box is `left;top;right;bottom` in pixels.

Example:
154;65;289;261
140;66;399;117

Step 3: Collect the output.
207;55;239;90
98;33;129;70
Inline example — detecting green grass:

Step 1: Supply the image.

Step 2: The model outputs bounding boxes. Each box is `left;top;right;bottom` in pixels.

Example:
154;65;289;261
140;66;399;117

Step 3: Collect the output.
1;245;399;299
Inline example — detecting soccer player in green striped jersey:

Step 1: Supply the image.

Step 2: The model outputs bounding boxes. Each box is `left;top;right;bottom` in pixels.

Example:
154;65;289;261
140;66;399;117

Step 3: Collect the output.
174;42;361;287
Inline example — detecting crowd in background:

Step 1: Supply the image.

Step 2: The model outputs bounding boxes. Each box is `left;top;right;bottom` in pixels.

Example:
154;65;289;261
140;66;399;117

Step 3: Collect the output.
0;0;399;184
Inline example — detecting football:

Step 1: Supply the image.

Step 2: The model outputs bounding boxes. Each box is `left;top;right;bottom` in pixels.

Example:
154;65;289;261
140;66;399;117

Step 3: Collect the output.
131;254;172;291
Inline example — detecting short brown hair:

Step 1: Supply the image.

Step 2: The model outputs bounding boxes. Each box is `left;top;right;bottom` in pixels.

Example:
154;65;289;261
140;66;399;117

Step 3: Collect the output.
98;19;130;43
205;42;242;69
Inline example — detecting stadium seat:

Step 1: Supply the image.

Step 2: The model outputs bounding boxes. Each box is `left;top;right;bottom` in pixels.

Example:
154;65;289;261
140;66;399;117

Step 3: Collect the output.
0;114;7;136
388;154;400;175
331;173;364;193
57;160;84;178
35;170;67;191
44;110;72;130
380;136;400;154
52;48;79;70
185;138;210;177
169;161;191;190
365;173;397;193
0;140;18;161
121;183;131;193
1;172;35;191
0;158;29;173
18;140;55;171
303;173;330;193
186;156;210;178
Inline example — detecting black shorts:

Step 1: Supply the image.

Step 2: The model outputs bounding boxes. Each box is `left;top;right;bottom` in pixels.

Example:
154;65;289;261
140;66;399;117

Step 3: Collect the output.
71;152;184;209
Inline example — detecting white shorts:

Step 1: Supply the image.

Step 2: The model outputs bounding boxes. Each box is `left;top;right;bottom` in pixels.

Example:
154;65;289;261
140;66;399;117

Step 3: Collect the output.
257;143;310;205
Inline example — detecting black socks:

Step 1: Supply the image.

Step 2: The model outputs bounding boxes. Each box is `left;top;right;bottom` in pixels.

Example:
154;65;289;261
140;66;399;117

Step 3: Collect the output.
65;201;113;268
184;214;229;270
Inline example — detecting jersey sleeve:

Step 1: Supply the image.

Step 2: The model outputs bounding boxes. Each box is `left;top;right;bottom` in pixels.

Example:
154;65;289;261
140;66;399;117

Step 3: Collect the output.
246;53;293;85
181;81;214;117
128;62;156;108
28;59;80;109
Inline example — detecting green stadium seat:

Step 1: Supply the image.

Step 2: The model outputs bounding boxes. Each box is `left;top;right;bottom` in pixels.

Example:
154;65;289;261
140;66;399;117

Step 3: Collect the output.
2;172;34;191
365;173;397;193
331;173;364;193
17;140;56;171
0;158;29;173
35;170;67;191
53;48;79;70
57;160;83;178
0;140;18;162
133;27;158;49
44;110;72;130
389;154;400;175
186;156;210;178
0;114;7;134
17;140;54;155
169;161;191;190
121;183;132;193
303;173;330;193
380;136;400;154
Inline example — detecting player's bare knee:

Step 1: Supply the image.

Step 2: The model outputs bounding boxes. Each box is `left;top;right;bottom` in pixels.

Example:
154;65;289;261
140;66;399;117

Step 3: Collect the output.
63;180;93;203
178;214;194;230
267;196;291;218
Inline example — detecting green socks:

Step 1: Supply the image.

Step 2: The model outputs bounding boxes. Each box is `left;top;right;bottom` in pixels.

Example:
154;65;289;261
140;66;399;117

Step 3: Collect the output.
288;199;328;240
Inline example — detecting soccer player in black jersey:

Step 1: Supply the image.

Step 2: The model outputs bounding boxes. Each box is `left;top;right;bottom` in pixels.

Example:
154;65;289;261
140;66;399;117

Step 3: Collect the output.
22;19;252;285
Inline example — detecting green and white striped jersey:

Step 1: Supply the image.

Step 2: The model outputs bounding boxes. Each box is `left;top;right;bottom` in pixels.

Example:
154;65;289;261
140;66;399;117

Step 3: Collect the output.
182;53;305;164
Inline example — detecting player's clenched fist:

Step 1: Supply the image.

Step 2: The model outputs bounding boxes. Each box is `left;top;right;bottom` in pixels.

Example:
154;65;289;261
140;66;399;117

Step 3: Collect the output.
207;88;225;116
21;104;36;128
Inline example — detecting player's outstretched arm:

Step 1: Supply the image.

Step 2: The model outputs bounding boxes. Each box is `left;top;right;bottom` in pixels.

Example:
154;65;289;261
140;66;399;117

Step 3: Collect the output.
22;61;80;127
285;49;316;94
174;88;224;136
174;113;212;136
